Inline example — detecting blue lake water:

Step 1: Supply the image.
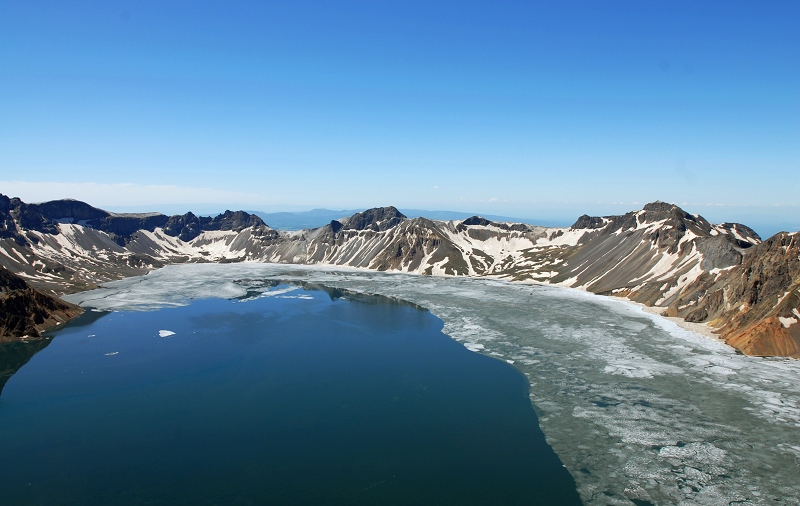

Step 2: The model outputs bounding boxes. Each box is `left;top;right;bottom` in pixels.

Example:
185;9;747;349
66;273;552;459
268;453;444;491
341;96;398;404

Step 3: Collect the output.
0;284;581;505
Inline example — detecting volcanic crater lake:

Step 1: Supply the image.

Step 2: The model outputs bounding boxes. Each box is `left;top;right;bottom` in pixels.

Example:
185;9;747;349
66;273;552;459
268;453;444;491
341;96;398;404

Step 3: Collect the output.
0;283;581;505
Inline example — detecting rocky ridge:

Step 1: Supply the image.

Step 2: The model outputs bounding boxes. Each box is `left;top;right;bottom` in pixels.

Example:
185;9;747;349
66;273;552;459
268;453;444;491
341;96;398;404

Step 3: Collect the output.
0;265;83;342
0;194;797;357
669;231;800;356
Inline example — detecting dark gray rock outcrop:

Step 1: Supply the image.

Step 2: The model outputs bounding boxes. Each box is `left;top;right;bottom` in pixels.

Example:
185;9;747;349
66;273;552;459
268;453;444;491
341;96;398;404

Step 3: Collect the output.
163;212;204;241
456;216;531;233
163;210;268;242
0;195;26;245
696;235;744;271
0;194;169;245
570;214;605;230
715;222;761;248
28;199;109;222
462;216;492;227
343;207;406;232
88;214;170;245
0;266;83;342
9;199;59;235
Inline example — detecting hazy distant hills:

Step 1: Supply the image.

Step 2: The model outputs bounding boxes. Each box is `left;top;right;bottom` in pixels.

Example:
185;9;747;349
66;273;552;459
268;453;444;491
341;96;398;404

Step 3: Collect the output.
250;208;565;231
1;193;798;357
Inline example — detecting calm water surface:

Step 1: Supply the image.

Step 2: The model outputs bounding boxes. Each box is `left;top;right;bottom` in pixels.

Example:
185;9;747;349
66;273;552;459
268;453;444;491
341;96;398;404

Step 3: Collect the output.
0;285;580;505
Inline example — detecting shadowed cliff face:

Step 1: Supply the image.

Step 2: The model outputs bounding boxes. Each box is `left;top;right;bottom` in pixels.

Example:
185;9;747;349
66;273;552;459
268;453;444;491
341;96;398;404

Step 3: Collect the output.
0;266;83;342
0;193;797;357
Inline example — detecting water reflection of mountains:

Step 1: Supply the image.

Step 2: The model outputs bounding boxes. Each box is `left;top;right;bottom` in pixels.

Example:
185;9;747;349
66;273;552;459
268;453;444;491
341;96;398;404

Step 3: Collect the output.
232;278;427;311
0;339;51;396
2;283;421;396
0;309;109;396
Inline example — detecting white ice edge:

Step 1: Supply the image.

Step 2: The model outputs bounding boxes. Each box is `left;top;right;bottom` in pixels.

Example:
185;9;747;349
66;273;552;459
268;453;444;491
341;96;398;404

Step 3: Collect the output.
64;262;725;348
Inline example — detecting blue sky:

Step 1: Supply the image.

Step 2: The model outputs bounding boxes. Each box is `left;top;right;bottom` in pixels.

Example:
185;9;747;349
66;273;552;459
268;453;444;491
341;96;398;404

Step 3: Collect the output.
1;1;798;236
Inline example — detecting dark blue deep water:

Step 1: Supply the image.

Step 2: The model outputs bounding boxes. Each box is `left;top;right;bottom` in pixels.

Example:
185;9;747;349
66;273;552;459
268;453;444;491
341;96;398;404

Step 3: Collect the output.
0;286;580;505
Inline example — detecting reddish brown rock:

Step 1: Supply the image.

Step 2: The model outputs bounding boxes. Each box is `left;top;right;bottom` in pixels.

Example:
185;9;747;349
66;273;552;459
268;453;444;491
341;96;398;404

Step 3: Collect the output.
725;317;800;358
677;232;800;357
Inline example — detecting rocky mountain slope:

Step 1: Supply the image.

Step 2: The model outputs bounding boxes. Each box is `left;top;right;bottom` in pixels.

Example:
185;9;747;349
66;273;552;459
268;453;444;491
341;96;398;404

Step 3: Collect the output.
0;265;83;342
1;193;797;357
669;231;800;356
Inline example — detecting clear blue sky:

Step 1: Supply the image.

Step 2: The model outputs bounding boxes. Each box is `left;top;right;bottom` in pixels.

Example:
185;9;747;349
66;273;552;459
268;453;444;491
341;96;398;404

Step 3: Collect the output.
1;1;798;236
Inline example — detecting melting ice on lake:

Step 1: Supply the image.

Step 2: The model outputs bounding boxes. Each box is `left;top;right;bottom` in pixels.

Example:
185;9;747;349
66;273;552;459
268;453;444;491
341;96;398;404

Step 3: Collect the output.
67;263;800;506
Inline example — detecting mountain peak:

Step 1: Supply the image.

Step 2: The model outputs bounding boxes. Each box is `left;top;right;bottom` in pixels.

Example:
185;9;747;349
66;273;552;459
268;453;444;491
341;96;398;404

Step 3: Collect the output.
570;214;605;230
460;216;493;227
642;201;679;213
343;207;407;232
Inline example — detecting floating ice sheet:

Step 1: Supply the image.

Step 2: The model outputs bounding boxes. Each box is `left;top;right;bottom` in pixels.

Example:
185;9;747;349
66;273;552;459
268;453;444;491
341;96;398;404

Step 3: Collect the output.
66;263;800;505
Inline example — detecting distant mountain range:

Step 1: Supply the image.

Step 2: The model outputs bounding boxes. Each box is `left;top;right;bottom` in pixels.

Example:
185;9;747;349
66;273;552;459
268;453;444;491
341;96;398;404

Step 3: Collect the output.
250;208;566;231
1;193;798;357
